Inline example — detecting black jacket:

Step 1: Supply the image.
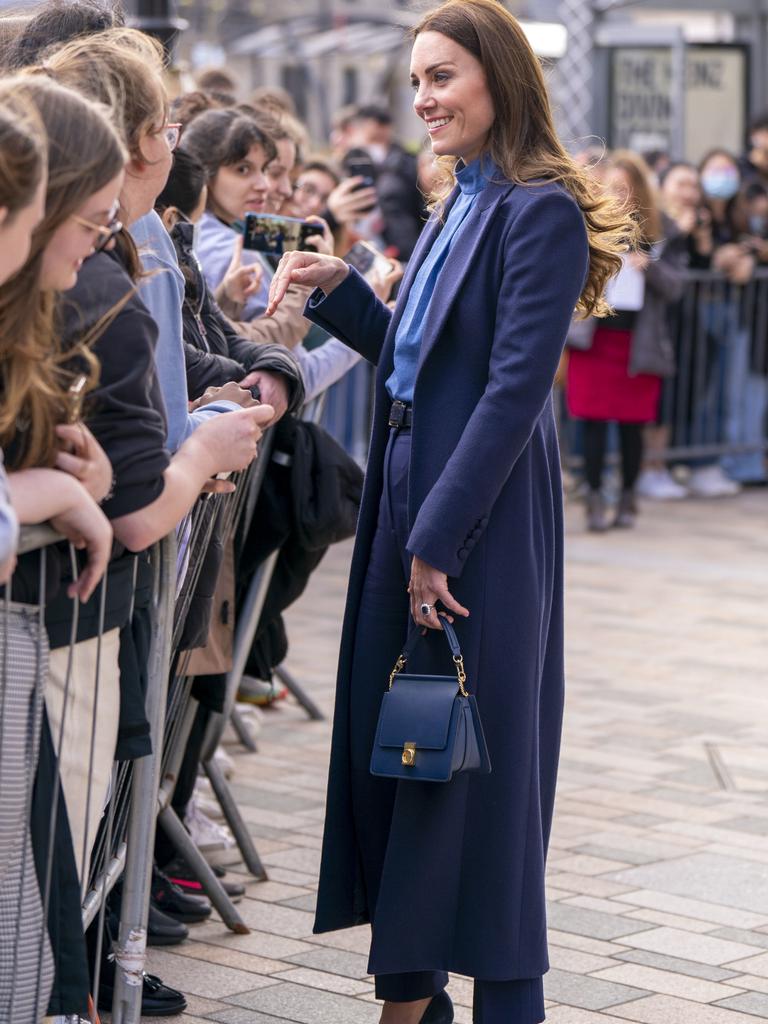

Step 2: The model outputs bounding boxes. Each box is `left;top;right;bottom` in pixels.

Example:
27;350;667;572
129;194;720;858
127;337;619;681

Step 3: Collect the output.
376;144;425;262
238;415;364;679
170;220;305;407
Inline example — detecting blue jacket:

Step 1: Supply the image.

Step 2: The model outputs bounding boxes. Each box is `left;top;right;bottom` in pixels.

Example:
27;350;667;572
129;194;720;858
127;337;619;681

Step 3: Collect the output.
305;175;589;980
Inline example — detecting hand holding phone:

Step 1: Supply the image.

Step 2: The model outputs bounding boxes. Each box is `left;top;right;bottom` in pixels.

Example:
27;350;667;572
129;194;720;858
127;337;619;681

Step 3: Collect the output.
242;213;325;255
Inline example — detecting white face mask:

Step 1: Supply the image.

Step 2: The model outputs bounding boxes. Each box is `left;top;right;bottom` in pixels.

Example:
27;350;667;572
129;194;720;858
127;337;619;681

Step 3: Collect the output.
366;143;388;165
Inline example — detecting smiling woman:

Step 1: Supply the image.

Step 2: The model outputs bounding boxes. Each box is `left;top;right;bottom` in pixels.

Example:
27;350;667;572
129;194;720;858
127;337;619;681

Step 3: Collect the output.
265;2;634;1023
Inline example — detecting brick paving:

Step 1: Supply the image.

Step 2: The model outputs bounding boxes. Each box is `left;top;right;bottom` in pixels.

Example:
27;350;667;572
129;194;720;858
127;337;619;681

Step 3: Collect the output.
146;490;768;1023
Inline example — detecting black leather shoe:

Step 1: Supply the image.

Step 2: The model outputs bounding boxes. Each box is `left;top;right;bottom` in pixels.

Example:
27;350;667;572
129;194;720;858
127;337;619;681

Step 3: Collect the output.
421;990;454;1024
147;899;189;946
151;865;211;923
98;969;187;1016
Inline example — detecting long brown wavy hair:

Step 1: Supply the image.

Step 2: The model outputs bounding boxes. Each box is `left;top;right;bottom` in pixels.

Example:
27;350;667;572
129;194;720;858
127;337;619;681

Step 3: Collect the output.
607;150;662;246
0;76;125;469
414;0;633;317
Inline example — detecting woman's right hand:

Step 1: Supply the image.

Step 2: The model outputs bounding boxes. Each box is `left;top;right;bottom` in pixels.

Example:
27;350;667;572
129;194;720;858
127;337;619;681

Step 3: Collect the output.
266;252;349;316
194;404;275;475
49;485;113;602
222;235;263;306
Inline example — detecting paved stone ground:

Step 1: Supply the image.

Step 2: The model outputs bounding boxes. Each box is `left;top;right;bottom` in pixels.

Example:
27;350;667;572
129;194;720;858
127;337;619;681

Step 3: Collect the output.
146;490;768;1023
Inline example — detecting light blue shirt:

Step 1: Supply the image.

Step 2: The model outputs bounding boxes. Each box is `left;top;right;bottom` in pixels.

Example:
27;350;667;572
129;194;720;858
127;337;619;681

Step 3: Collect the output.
386;157;491;403
195;211;271;322
131;211;240;453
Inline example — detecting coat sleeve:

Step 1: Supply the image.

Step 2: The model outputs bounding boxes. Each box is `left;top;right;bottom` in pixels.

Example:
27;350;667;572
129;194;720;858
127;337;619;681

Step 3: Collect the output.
184;339;246;399
645;235;688;304
407;192;589;578
303;267;392;365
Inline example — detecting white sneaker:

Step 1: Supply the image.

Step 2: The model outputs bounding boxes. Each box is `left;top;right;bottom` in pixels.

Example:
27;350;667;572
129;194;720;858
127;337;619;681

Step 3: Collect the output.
688;465;741;498
636;468;688;500
213;745;236;779
193;778;225;821
185;795;235;851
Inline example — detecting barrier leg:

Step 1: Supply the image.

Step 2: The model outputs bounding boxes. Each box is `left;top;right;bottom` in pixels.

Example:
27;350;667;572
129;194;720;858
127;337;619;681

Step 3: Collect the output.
156;805;249;934
111;537;176;1024
229;705;259;752
203;756;268;880
274;663;325;721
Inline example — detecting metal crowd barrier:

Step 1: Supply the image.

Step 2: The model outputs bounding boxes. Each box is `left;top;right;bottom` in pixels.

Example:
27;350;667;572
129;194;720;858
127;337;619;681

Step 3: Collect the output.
0;409;299;1020
560;267;768;468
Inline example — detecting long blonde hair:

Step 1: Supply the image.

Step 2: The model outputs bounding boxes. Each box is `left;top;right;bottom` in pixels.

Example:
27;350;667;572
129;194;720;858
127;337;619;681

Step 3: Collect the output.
415;0;633;317
0;76;125;469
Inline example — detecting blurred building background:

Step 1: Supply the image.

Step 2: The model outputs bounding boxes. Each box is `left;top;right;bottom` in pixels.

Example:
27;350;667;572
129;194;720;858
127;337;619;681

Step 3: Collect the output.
123;0;768;158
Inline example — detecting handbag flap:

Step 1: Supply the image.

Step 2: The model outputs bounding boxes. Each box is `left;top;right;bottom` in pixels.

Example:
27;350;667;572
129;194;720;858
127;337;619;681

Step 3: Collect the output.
378;675;459;750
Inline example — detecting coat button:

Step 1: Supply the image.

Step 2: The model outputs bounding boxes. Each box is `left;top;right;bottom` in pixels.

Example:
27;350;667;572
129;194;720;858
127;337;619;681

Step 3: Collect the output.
457;547;468;559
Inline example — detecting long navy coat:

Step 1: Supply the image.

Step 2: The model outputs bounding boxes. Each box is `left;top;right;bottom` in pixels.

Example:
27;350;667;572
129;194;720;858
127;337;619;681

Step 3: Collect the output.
306;176;589;981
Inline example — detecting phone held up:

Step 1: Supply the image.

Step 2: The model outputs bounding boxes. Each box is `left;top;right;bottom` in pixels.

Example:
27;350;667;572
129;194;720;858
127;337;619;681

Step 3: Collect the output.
241;212;324;255
341;147;378;214
343;240;392;286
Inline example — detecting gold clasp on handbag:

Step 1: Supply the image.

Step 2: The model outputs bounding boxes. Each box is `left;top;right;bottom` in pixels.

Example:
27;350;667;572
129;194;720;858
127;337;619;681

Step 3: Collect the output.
388;654;407;689
402;742;416;766
453;655;469;697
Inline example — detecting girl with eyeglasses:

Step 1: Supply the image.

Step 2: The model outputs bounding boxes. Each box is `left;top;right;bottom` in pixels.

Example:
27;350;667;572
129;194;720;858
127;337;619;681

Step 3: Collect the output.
0;74;121;1022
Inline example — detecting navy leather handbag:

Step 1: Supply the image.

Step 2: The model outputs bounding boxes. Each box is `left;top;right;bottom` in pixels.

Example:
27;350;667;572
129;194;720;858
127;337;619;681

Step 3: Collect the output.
370;618;492;783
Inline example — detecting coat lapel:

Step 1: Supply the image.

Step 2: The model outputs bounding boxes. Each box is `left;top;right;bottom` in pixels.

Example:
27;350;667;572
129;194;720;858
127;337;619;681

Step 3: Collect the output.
378;189;463;378
413;181;515;380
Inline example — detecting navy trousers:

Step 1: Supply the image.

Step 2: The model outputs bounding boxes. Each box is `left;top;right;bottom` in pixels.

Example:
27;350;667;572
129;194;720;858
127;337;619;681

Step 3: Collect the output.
350;427;545;1024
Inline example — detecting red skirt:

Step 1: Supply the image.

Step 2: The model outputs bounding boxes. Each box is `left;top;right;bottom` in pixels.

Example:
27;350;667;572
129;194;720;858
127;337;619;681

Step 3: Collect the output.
567;326;661;423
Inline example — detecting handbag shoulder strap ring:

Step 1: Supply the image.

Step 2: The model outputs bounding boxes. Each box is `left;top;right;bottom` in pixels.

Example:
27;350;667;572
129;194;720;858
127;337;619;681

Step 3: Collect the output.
388;617;469;697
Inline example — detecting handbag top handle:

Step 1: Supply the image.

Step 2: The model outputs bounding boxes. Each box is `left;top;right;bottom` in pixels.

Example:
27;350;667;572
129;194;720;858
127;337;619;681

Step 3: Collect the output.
388;617;469;697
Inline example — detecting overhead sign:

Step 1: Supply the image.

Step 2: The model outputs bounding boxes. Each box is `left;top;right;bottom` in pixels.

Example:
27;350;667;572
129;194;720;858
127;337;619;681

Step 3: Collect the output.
610;46;747;162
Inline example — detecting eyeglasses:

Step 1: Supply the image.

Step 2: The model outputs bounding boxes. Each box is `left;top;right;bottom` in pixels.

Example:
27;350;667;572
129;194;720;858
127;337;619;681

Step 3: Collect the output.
293;180;331;203
71;198;123;254
165;123;182;151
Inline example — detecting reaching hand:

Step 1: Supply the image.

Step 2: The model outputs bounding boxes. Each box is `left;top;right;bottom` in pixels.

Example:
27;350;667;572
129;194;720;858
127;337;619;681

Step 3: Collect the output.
222;235;264;306
239;370;289;424
55;422;113;503
327;177;378;224
194;403;275;476
192;381;258;410
408;555;470;631
266;251;349;316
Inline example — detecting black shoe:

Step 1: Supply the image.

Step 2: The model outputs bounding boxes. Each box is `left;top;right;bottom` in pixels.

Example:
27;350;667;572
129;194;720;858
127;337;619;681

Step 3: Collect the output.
586;490;610;532
163;854;226;880
151;865;212;923
421;990;454;1024
98;969;187;1016
147;899;189;946
163;855;245;902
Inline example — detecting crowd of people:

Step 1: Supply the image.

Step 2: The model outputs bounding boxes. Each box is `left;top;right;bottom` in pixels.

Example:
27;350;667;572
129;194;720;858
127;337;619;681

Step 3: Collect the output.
566;126;768;530
0;0;764;1018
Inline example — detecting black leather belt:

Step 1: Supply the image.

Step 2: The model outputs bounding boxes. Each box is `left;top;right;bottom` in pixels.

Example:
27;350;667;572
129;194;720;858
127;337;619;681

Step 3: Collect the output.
388;400;413;429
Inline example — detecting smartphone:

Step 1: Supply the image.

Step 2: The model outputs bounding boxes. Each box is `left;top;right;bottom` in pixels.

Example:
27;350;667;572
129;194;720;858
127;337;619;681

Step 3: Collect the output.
343;241;392;285
242;213;324;255
341;147;378;213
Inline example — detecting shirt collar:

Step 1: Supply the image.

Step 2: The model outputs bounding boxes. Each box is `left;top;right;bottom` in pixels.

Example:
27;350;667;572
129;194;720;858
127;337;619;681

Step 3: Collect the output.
455;153;498;195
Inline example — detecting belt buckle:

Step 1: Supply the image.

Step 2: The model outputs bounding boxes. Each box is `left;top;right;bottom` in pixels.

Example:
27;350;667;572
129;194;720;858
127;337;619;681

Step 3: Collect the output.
388;400;406;428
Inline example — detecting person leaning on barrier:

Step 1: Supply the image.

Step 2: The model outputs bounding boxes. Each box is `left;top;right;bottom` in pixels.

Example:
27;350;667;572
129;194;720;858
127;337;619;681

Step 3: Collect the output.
0;74;124;1023
155;147;305;417
33;34;272;1017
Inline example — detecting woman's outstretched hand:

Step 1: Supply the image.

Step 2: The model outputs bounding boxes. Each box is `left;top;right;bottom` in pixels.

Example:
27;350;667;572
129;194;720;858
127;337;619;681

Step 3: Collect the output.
266;251;349;316
409;555;470;631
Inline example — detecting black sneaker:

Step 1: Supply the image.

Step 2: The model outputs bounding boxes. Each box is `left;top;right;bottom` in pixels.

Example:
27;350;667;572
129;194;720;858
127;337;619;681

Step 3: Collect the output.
147;899;190;946
151;864;212;923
